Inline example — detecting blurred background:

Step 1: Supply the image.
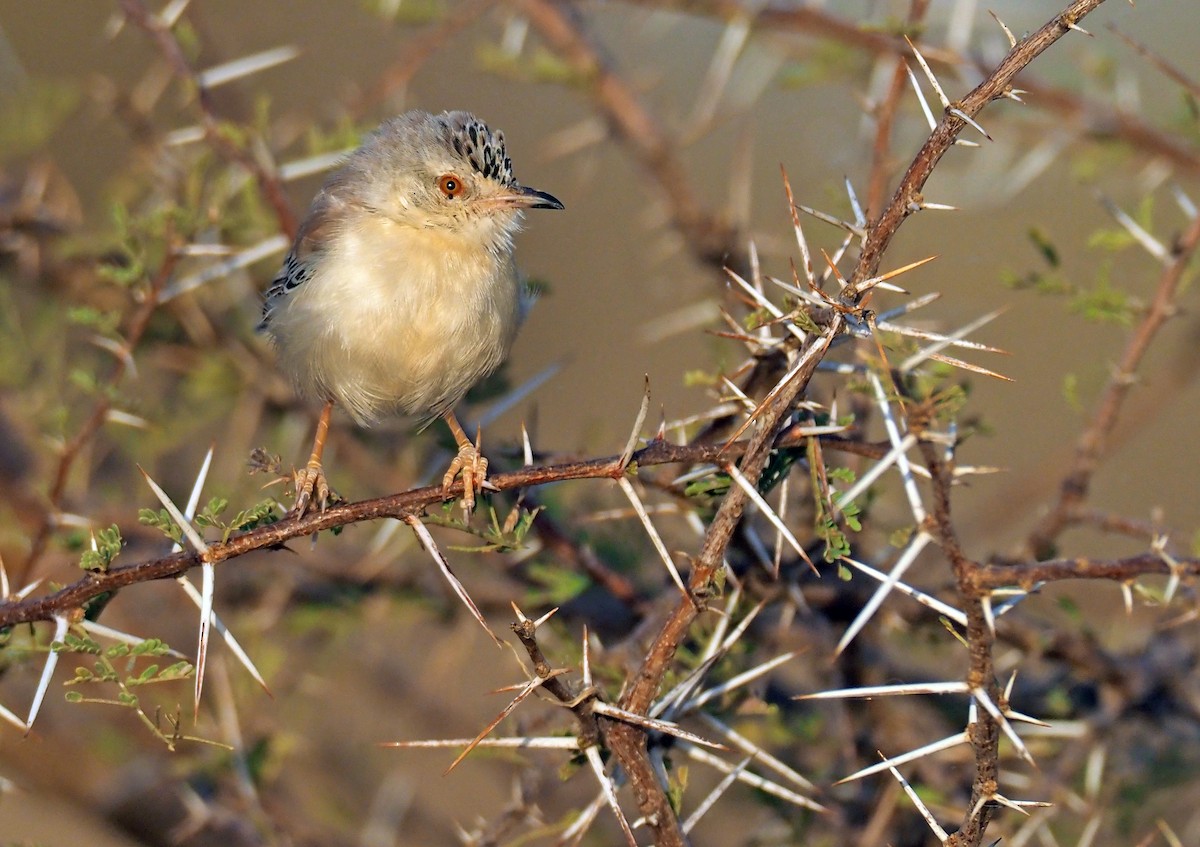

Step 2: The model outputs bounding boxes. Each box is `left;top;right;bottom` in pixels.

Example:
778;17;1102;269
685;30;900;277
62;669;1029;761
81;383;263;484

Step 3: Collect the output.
1;1;1198;844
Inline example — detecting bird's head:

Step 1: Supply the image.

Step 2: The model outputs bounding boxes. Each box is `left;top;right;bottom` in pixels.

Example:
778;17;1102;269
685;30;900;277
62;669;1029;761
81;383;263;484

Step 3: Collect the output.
351;110;563;250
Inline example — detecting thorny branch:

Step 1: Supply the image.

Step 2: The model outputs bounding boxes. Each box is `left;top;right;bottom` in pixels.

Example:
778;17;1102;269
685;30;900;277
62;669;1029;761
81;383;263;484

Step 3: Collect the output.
19;233;182;586
119;0;299;239
606;326;839;847
0;431;844;629
517;0;741;270
852;0;1110;290
1025;209;1200;560
5;0;1198;844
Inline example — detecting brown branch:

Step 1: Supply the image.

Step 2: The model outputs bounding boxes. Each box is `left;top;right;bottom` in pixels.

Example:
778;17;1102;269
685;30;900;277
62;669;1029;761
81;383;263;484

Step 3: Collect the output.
18;234;182;585
515;0;740;270
606;325;840;847
920;441;999;847
118;0;298;240
0;430;862;630
510;617;600;748
865;0;932;222
1025;207;1200;559
975;552;1200;592
852;0;1110;289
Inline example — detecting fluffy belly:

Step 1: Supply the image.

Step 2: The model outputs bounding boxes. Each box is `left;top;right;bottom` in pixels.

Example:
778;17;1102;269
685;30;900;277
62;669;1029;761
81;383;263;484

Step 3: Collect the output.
270;233;521;425
316;302;513;424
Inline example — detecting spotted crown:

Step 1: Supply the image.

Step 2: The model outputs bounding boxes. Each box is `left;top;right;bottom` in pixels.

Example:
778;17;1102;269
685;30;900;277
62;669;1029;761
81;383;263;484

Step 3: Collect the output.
442;114;516;188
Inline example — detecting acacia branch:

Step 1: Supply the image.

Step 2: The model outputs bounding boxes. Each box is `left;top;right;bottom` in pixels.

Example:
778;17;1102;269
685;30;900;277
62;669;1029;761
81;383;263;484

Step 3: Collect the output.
852;0;1109;289
605;325;840;847
515;0;741;270
1026;210;1200;559
19;234;182;585
0;431;855;629
119;0;298;239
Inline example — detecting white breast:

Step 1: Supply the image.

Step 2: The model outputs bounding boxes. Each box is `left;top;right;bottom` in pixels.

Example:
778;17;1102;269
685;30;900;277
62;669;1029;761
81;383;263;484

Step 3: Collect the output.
267;214;522;425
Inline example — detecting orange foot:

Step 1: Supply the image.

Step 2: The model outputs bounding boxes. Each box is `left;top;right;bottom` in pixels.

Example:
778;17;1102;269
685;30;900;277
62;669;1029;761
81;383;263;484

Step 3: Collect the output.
291;459;335;518
443;439;488;513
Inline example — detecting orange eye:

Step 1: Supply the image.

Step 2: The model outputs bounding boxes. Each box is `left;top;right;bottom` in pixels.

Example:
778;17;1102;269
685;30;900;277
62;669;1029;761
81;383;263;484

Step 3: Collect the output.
437;174;465;199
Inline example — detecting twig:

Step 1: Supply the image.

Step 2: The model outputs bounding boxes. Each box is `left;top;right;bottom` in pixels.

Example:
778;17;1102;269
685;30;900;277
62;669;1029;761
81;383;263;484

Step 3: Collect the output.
19;232;182;585
1026;210;1200;559
1;429;857;629
851;0;1111;292
516;0;740;269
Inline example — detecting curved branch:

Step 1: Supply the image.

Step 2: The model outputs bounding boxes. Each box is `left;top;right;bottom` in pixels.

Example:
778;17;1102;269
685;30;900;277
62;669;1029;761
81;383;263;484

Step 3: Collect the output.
0;431;866;629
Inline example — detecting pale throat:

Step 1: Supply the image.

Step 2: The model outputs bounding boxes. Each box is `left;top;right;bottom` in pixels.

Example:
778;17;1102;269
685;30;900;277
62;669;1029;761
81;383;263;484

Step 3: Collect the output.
326;211;521;332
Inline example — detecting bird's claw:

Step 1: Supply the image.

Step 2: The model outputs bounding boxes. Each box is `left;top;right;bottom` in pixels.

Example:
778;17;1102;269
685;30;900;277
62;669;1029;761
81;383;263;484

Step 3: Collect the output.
443;440;488;513
291;460;336;518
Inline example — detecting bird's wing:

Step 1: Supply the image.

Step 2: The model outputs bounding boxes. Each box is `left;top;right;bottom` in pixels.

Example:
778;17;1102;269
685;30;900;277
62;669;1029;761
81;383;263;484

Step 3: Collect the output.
257;177;363;331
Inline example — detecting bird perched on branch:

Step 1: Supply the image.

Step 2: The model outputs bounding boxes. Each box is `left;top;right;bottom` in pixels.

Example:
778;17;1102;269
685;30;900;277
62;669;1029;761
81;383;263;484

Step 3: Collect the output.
260;110;563;515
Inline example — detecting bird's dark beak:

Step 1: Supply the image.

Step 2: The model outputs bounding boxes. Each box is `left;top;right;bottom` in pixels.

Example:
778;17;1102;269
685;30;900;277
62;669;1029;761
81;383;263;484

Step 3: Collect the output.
498;185;564;211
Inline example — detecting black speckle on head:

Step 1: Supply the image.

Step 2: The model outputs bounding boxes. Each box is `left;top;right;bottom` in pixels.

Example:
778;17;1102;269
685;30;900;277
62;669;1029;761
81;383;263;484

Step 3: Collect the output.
445;114;517;188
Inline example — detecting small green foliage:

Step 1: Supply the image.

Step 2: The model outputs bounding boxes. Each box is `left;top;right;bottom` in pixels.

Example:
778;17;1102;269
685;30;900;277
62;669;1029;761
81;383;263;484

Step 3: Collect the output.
842;501;862;532
525;561;590;606
66;305;122;335
827;467;855;485
790;308;822;336
475;44;586;87
666;765;689;815
195;496;229;527
1057;595;1084;623
889;526;915;548
743;307;775;332
100;203;194;290
683;369;719;388
68;368;99;394
139;508;184;544
58;624;205;750
836;562;852;581
817;513;853;562
1089;195;1156;253
79;525;123;572
1069;276;1137;325
684;469;730;501
0;77;81;162
777;41;858;87
1028;226;1061;268
1062;373;1083;411
434;502;543;554
228;500;281;534
56;633;102;654
1000;267;1073;295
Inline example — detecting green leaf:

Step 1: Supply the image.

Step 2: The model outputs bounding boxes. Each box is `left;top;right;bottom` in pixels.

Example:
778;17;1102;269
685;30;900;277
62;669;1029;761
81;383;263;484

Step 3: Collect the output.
139;508;185;543
1069;274;1136;326
80;525;123;572
525;562;590;606
1027;227;1060;267
0;77;81;162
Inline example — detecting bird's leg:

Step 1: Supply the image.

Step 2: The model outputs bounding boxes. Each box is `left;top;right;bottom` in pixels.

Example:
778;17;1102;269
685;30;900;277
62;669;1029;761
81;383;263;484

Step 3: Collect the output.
442;410;487;512
292;400;335;517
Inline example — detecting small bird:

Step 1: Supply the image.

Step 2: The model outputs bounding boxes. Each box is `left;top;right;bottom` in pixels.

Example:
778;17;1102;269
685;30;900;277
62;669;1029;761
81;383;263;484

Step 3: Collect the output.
260;110;563;515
